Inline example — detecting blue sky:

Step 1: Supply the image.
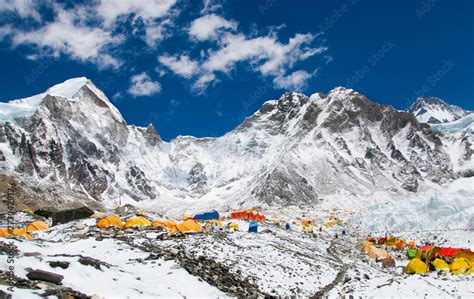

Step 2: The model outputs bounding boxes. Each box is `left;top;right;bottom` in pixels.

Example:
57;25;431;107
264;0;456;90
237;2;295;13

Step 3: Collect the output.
0;0;472;141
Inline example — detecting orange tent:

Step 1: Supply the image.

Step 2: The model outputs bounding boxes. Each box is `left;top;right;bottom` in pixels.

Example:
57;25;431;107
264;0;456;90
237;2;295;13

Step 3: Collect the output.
170;219;202;234
386;237;397;246
97;215;124;228
0;228;11;237
26;221;49;232
124;216;151;228
395;240;405;250
152;220;177;230
11;228;33;240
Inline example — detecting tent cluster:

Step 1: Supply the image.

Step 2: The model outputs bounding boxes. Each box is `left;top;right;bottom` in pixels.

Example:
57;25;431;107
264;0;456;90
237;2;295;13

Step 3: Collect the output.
96;214;203;234
0;220;49;240
367;236;414;250
363;236;474;275
231;210;265;222
405;246;474;275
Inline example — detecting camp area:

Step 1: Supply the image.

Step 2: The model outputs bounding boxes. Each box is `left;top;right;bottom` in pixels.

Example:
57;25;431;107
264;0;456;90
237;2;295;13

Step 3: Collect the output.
360;234;474;276
0;205;472;297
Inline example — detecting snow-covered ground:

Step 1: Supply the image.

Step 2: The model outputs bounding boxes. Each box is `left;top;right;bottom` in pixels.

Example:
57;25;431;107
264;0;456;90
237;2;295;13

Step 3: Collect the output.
0;220;226;298
1;187;473;298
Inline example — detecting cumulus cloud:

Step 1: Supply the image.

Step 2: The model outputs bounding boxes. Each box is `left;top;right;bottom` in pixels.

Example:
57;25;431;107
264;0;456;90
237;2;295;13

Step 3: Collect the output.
0;0;41;21
187;31;326;91
9;7;123;68
189;14;237;41
273;69;318;90
96;0;177;27
158;54;199;78
0;0;178;68
128;72;162;96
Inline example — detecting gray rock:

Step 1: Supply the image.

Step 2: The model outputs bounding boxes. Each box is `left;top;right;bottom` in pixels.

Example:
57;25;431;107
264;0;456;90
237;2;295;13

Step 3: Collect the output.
26;269;64;284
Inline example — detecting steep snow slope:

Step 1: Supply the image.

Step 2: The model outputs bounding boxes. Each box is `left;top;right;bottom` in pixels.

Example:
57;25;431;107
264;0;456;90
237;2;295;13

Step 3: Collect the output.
408;96;469;124
429;113;474;176
0;78;469;210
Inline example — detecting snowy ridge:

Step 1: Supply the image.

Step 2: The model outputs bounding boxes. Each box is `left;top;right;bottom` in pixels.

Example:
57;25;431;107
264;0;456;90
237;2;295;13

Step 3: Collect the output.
0;78;471;211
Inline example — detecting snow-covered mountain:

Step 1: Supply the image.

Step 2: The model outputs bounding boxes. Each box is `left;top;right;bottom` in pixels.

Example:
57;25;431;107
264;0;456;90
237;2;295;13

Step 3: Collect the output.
0;78;470;210
408;96;469;124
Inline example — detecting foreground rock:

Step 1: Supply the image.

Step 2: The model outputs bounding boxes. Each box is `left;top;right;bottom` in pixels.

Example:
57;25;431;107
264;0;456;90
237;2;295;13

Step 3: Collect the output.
26;269;64;285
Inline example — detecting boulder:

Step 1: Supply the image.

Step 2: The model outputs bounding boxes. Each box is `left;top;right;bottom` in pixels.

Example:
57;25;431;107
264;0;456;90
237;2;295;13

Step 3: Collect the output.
26;269;64;284
52;206;94;226
49;261;70;269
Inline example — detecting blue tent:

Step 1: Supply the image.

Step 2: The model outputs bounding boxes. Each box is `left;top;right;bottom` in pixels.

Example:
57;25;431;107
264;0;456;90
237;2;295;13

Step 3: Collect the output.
248;221;258;233
194;210;219;221
285;223;291;230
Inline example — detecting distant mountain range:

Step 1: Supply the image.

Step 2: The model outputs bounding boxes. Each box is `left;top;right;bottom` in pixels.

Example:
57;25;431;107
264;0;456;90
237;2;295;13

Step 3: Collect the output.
0;78;472;211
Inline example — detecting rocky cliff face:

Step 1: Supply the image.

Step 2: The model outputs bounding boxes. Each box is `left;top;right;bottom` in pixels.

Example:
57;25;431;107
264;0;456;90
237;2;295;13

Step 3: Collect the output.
0;78;470;210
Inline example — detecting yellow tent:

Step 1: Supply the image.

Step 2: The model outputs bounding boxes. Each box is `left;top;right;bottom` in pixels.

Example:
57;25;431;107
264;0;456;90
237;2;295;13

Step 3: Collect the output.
453;250;474;263
170;219;202;234
97;215;124;228
204;220;223;227
0;228;11;237
405;258;428;274
229;223;239;231
367;247;392;260
124;216;151;228
324;221;335;228
450;258;472;274
432;258;449;271
26;220;49;232
152;220;177;229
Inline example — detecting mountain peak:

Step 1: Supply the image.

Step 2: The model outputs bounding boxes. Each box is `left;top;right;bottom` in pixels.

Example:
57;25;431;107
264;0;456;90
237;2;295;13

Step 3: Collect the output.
408;96;468;124
43;77;90;99
0;77;125;124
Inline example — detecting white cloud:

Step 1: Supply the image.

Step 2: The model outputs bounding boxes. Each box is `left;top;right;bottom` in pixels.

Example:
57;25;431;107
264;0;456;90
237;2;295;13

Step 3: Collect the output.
144;23;165;46
12;7;122;67
128;72;162;96
200;0;223;14
192;73;216;92
191;31;326;90
158;54;199;78
4;5;123;68
0;0;179;68
189;14;237;41
96;0;177;27
0;0;41;21
273;70;318;90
